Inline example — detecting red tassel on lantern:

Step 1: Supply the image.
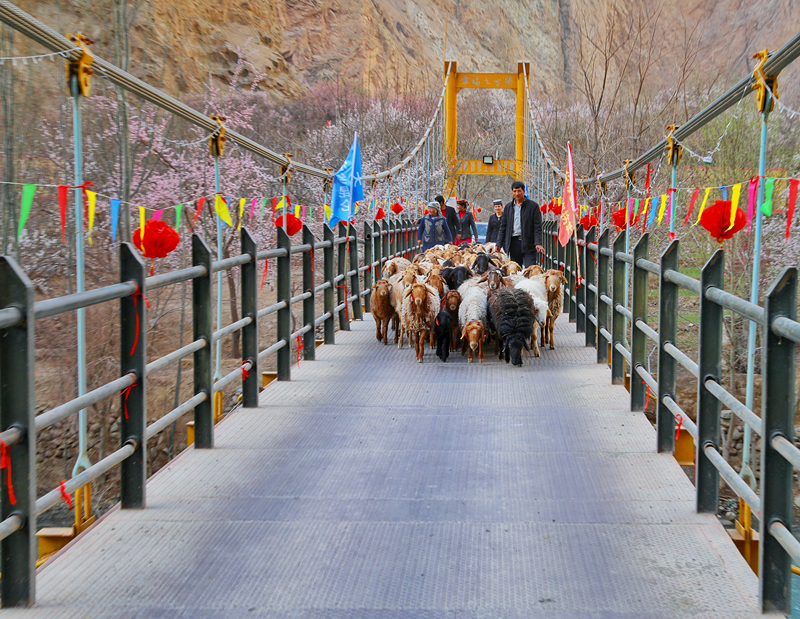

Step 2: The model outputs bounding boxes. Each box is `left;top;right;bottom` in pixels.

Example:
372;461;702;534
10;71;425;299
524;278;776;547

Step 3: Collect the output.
612;208;628;232
375;207;386;220
550;201;562;215
700;200;746;245
390;202;404;214
274;213;303;236
133;220;180;259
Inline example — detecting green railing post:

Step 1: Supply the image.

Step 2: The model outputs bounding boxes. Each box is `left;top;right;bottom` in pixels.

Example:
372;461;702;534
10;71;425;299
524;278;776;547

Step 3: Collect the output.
192;235;213;448
373;221;382;280
381;220;389;271
276;226;291;380
697;249;724;512
241;228;259;406
0;257;35;608
323;224;335;345
611;232;627;385
759;267;796;614
302;225;316;361
363;222;374;312
656;240;679;453
390;220;398;257
337;223;350;331
630;233;649;411
597;229;610;365
585;226;596;348
348;223;363;321
576;226;586;333
119;243;147;508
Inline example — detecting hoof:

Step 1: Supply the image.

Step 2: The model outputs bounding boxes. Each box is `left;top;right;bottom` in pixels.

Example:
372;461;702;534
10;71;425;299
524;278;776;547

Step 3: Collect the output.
418;358;423;363
468;358;473;363
549;345;554;350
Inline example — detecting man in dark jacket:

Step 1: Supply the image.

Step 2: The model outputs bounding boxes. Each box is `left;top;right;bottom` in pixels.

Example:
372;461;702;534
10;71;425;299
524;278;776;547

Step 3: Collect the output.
485;199;503;244
443;196;460;242
497;181;544;267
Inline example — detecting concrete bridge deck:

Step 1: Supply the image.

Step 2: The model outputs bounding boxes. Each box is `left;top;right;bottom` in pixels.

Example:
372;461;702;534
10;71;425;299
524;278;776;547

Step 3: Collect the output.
8;314;761;618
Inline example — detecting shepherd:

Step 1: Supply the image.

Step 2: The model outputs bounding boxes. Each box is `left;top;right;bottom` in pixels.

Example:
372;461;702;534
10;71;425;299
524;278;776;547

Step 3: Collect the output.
497;181;544;267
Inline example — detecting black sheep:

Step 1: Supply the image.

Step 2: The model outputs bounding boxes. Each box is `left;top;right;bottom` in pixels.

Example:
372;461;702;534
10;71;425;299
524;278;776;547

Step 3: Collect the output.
442;266;473;290
472;253;490;275
434;311;452;362
488;288;534;367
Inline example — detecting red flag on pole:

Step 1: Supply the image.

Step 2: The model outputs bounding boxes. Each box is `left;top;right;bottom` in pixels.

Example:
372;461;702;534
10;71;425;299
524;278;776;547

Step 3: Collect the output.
558;142;577;247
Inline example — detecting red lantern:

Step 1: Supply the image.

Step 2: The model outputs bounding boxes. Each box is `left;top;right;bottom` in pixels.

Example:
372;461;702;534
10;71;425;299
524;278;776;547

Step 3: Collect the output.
133;219;179;259
391;202;404;214
477;207;482;213
274;213;303;236
700;200;746;244
550;201;562;216
612;208;627;231
580;214;598;231
540;204;547;215
375;207;386;220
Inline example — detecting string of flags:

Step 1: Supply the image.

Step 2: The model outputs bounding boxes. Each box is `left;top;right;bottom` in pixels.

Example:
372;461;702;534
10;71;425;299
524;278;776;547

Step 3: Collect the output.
541;175;800;243
10;181;431;244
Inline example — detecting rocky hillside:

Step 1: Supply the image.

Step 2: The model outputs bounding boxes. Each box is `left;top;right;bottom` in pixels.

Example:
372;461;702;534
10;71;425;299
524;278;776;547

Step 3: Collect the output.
15;0;800;98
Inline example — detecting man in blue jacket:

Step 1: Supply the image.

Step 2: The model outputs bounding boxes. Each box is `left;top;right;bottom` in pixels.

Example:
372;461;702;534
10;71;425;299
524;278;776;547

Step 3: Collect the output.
497;181;544;267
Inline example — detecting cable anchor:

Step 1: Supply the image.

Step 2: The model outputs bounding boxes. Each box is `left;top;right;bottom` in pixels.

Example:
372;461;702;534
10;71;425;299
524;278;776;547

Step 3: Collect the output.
665;124;682;165
280;154;293;184
752;49;779;113
64;33;94;97
622;159;635;189
209;114;227;157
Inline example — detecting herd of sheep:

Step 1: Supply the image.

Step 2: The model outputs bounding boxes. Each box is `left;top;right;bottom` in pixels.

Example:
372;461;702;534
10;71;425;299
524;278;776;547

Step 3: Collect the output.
368;243;567;366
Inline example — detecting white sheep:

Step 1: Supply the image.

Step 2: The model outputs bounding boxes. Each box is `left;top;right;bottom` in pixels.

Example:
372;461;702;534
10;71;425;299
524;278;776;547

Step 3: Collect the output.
515;278;551;357
382;257;412;281
458;285;488;330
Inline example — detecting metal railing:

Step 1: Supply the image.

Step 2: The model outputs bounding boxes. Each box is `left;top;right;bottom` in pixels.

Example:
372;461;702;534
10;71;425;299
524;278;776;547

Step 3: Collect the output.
543;219;800;613
0;218;419;607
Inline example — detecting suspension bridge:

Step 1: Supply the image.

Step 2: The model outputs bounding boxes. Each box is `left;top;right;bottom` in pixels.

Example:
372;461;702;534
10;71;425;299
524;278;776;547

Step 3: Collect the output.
1;0;800;616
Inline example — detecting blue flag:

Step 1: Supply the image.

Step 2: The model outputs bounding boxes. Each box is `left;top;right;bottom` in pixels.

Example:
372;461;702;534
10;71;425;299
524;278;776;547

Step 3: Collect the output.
329;133;364;229
110;199;121;243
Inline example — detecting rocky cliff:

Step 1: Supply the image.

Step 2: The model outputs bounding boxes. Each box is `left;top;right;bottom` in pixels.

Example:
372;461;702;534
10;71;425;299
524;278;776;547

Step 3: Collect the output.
16;0;800;99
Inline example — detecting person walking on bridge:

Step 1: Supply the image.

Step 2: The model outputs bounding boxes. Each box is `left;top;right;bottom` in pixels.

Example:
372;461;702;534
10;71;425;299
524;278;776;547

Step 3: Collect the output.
497;181;544;267
418;201;453;251
454;198;478;245
485;199;503;244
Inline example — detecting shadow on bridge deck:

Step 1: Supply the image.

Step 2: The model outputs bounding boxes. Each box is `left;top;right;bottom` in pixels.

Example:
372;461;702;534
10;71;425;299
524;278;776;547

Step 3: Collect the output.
9;315;761;618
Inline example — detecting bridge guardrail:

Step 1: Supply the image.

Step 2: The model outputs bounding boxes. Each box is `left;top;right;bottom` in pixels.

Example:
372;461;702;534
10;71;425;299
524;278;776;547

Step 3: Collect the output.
0;218;419;607
543;218;800;612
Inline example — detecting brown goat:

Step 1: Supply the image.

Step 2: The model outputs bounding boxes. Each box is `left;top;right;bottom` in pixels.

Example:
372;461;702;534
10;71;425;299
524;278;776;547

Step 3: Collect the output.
370;279;396;345
442;290;462;351
542;269;568;349
461;319;485;363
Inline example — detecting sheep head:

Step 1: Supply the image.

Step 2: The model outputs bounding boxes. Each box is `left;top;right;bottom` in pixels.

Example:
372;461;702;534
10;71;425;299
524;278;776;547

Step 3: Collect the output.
404;282;429;309
485;270;506;291
372;279;391;297
426;274;446;296
544;269;567;294
462;319;485;351
444;290;462;313
503;333;528;367
523;265;544;278
504;261;522;274
532;297;550;328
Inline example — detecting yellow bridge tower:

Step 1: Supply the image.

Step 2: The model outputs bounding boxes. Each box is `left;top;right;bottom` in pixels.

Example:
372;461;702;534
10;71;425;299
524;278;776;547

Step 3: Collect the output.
442;61;530;197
